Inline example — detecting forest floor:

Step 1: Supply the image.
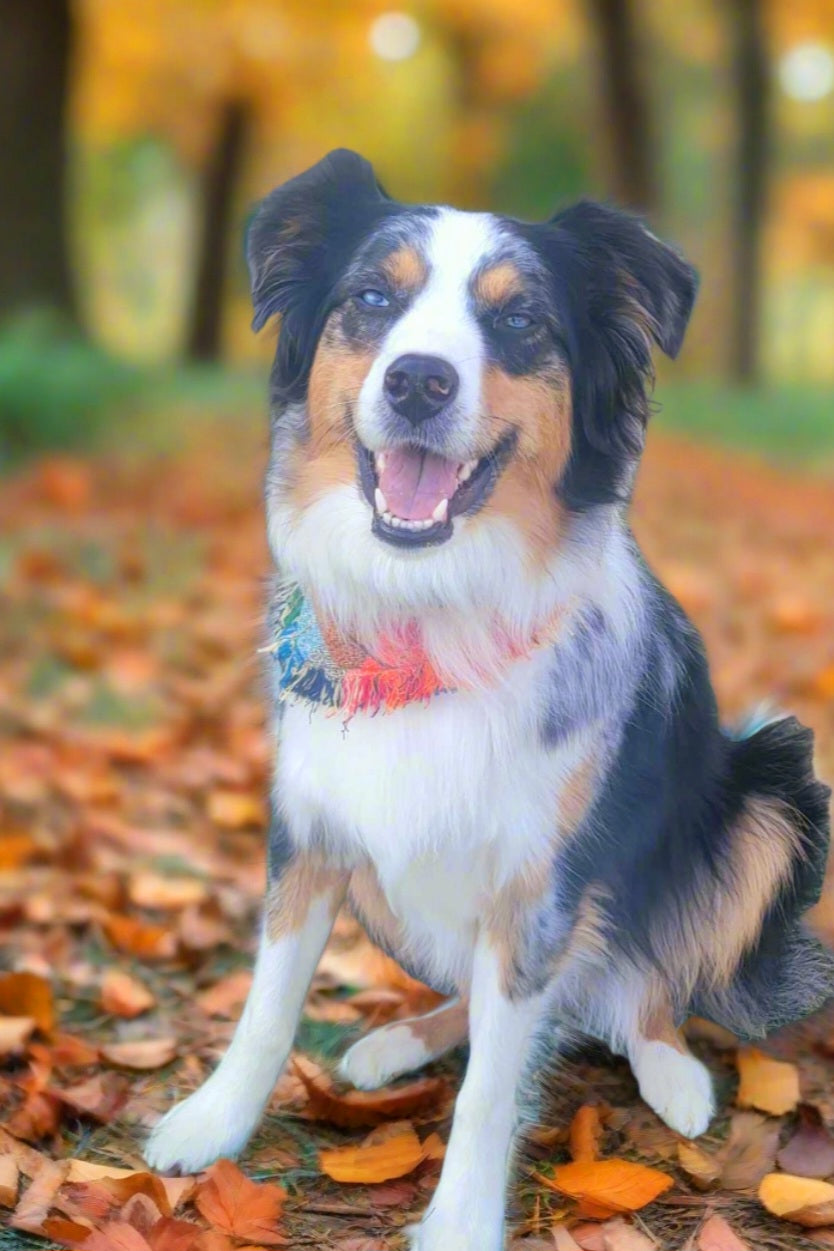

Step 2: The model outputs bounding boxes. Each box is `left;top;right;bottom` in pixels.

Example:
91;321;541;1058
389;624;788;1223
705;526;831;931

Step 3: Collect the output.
1;420;834;1251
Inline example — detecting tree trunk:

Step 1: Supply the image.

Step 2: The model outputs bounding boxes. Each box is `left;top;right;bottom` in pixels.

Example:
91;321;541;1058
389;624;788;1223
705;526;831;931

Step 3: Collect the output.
0;0;76;320
186;100;251;362
728;0;769;384
587;0;659;215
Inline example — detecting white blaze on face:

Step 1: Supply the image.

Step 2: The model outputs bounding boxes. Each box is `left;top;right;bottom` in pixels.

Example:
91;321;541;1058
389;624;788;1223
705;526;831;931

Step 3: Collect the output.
355;209;501;457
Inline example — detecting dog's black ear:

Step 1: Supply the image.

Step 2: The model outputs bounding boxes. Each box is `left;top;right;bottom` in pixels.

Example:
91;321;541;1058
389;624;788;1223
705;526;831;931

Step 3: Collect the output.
551;200;697;360
247;149;392;401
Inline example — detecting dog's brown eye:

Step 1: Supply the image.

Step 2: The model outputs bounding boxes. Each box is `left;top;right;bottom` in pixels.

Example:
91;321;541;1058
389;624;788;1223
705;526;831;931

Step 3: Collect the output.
500;312;534;331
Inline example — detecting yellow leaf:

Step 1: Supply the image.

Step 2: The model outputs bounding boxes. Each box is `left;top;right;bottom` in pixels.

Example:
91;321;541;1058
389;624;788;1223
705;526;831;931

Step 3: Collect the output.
759;1172;834;1227
319;1126;424;1184
535;1159;673;1215
736;1048;800;1116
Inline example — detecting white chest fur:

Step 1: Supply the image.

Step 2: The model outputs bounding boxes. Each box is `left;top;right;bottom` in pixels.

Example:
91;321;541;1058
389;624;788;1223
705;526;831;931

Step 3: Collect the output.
274;646;589;988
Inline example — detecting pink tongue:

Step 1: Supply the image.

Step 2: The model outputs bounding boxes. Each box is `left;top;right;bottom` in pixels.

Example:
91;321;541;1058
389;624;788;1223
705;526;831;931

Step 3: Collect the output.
378;449;460;521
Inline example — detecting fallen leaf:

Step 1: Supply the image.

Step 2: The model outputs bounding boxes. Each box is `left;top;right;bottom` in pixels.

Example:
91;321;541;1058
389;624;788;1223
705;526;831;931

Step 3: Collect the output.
570;1105;603;1163
697;1212;750;1250
293;1056;449;1128
759;1172;834;1227
128;872;209;910
7;1091;62;1142
54;1072;130;1122
100;1038;178;1070
719;1111;780;1191
49;1033;100;1067
736;1047;800;1116
11;1158;69;1234
197;970;252;1017
776;1103;834;1179
553;1229;584;1250
82;1221;154;1251
100;970;156;1018
194;1158;286;1245
598;1218;657;1250
101;914;177;961
0;1016;36;1055
207;790;264;829
319;1125;425;1184
535;1160;673;1217
41;1215;95;1245
64;1160;137;1184
0;1154;20;1207
677;1141;721;1190
0;971;54;1033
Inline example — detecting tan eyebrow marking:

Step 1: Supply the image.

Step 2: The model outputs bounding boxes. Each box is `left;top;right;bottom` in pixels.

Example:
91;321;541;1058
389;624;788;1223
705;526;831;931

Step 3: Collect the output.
381;245;427;293
473;261;525;306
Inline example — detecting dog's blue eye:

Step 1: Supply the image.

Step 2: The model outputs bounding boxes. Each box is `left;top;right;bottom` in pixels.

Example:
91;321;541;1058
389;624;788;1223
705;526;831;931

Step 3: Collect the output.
358;289;390;308
501;312;534;331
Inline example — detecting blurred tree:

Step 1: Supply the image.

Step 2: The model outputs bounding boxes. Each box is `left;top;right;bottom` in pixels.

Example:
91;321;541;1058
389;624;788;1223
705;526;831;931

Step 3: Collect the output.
187;99;252;361
729;0;770;383
0;0;76;321
586;0;659;213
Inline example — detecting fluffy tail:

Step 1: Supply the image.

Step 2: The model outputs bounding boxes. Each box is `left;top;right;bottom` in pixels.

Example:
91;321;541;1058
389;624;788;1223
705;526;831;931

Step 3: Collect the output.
693;715;834;1039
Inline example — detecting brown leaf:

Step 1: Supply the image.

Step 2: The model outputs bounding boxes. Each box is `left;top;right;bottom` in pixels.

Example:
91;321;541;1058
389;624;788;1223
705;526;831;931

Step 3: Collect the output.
100;970;156;1018
553;1229;585;1250
54;1072;130;1122
11;1158;69;1234
598;1218;657;1250
7;1091;62;1142
100;1038;178;1070
777;1103;834;1179
736;1047;800;1116
194;1158;287;1245
128;873;209;910
292;1056;449;1128
207;790;265;829
41;1215;95;1246
101;914;177;961
535;1160;673;1216
0;1154;20;1207
0;1016;36;1056
697;1213;751;1250
49;1033;101;1067
569;1105;603;1163
759;1172;834;1227
82;1222;155;1251
147;1216;206;1251
197;970;252;1018
719;1111;780;1191
319;1125;424;1184
0;971;54;1033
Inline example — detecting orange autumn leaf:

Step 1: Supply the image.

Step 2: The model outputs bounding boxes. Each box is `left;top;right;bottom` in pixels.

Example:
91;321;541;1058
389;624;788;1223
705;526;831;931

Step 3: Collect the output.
569;1104;603;1163
194;1158;287;1246
292;1056;449;1128
100;1038;178;1070
536;1159;673;1215
319;1125;425;1184
101;914;177;961
758;1172;834;1227
0;1154;20;1208
736;1048;800;1116
11;1158;69;1234
0;972;54;1033
100;970;156;1019
207;790;265;829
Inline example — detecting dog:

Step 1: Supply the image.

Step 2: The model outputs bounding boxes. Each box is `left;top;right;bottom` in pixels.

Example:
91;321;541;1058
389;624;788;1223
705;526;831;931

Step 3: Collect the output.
146;149;833;1249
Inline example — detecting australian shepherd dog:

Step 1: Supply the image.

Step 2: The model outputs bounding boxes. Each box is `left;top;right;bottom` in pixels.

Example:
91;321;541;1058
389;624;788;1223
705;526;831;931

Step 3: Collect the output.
147;149;833;1249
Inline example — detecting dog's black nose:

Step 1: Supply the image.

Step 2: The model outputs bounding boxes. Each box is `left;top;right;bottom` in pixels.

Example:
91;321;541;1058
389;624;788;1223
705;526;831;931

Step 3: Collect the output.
383;354;459;426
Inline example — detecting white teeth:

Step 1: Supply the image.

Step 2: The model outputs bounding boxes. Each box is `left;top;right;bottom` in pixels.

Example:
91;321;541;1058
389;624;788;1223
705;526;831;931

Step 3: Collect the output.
379;512;436;532
458;460;477;483
432;498;449;524
374;487;387;514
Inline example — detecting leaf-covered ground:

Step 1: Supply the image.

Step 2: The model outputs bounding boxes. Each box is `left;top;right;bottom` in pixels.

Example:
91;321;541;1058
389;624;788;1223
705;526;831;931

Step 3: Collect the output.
1;422;834;1250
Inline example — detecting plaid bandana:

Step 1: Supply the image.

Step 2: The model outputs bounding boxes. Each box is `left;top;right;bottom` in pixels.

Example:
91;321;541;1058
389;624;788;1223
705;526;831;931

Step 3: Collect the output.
267;583;561;718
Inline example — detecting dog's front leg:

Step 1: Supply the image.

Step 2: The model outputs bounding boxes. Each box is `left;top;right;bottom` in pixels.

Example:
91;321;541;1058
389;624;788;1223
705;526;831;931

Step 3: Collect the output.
146;844;347;1174
411;939;547;1251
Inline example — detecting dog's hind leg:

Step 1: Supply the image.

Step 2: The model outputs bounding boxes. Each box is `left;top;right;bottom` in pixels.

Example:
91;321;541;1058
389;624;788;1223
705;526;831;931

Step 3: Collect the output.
340;997;468;1090
624;989;715;1140
145;844;347;1174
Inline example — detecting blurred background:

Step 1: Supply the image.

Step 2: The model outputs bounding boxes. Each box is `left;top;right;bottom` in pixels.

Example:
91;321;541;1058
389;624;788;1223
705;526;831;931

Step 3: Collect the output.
2;0;834;462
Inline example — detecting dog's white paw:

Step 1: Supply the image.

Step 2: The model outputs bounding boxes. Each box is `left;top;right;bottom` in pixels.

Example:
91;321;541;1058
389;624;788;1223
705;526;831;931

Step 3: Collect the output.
144;1080;260;1174
339;1024;428;1091
633;1041;715;1139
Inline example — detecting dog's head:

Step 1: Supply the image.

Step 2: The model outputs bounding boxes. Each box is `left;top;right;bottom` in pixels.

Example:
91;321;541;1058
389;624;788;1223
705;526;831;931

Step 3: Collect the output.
250;149;696;613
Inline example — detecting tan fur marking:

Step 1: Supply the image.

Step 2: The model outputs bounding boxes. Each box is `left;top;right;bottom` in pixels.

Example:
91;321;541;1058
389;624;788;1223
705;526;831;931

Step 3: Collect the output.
487;855;553;993
559;757;598;836
289;324;374;513
476;366;572;569
653;796;801;995
348;862;407;957
266;853;346;942
474;261;524;307
639;987;687;1054
404;998;468;1053
382;245;427;293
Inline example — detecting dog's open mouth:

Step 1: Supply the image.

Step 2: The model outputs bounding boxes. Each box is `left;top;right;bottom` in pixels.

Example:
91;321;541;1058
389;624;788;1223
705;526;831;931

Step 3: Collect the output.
357;432;516;549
